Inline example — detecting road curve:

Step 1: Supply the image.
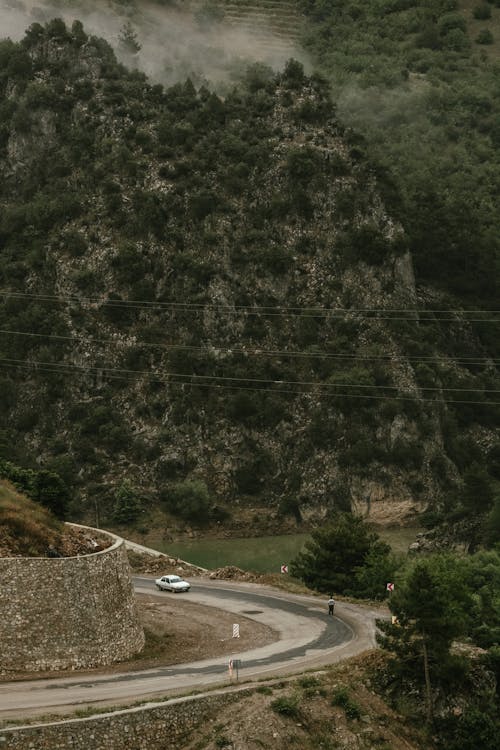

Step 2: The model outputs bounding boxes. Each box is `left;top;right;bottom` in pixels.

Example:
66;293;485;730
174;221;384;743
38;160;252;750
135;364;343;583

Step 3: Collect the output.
0;577;383;721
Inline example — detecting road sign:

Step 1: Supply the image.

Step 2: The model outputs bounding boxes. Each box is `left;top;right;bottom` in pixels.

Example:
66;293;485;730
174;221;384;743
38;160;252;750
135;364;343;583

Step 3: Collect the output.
386;582;395;592
280;564;289;574
232;623;240;638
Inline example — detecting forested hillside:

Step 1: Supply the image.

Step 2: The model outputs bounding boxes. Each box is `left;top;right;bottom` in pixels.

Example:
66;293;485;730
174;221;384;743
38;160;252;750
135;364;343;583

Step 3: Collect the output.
300;0;500;312
0;7;498;535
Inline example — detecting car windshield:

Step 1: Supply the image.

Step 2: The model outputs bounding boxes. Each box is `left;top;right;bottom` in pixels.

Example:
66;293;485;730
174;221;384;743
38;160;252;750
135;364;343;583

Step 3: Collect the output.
169;576;182;583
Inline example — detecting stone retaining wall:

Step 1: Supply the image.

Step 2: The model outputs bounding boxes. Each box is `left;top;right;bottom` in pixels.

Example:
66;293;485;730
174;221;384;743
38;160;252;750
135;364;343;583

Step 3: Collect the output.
0;529;144;673
0;690;247;749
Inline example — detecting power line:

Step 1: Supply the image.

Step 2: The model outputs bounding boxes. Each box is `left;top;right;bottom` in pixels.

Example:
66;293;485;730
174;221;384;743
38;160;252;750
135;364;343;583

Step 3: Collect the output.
1;290;499;321
1;328;499;366
1;356;498;397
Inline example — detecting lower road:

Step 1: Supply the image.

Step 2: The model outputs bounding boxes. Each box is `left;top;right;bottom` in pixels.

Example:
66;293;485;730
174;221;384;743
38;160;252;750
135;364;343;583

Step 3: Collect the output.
0;577;383;721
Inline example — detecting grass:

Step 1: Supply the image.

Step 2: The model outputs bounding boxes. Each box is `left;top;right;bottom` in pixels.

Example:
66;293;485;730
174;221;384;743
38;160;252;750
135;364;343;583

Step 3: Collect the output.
0;480;63;556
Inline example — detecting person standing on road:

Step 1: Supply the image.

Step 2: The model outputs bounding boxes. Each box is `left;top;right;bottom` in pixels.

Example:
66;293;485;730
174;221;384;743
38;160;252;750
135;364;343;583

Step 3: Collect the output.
328;596;335;616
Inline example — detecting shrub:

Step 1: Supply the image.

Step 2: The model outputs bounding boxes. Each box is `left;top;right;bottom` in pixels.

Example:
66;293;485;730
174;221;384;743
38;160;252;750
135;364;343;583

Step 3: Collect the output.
286;146;321;185
256;685;273;695
438;13;467;36
298;675;320;689
281;59;305;90
331;687;362;719
473;4;492;20
270;695;300;717
476;29;494;44
164;479;211;523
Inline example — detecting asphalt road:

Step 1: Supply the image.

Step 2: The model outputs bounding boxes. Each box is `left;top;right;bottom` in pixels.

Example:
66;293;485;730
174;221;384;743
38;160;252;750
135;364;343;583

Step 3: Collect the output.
0;577;383;721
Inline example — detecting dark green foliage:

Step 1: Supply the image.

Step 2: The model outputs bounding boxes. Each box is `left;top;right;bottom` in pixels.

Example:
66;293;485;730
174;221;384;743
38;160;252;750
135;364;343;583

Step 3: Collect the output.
473;4;492;20
462;550;500;648
0;460;69;519
163;479;211;523
234;448;274;496
0;14;497;528
485;497;500;548
281;59;306;90
352;545;400;600
270;695;300;717
300;0;500;316
437;708;500;750
290;512;393;595
476;29;494;44
286;147;322;184
331;687;362;719
377;554;474;712
336;225;391;266
113;480;143;524
460;463;494;515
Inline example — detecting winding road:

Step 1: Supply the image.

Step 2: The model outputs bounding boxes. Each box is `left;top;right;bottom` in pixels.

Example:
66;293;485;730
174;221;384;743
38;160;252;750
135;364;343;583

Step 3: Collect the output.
0;576;383;721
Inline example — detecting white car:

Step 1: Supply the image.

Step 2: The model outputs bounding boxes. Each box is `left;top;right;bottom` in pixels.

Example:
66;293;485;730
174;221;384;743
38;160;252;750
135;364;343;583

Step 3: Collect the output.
155;574;191;593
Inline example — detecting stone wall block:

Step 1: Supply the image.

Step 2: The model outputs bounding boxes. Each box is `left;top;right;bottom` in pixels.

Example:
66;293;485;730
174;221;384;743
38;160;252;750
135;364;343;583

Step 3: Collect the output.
0;533;144;673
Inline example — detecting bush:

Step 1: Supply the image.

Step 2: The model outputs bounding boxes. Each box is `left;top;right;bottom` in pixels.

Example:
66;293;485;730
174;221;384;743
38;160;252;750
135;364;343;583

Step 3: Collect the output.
270;695;300;717
438;13;467;36
438;707;500;750
286;146;321;185
331;687;362;719
281;59;305;90
476;29;494;44
473;4;492;20
164;479;211;523
0;461;69;519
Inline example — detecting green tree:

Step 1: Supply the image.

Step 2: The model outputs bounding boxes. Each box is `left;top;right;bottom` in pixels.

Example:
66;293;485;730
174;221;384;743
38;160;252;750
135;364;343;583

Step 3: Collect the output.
462;549;500;648
485;496;500;547
32;470;70;520
461;463;494;515
377;555;472;724
165;479;211;523
351;545;400;600
290;512;391;594
113;480;143;524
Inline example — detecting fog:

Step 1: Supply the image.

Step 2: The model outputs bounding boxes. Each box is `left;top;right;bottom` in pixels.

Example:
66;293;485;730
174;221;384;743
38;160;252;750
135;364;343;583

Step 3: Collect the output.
0;0;308;89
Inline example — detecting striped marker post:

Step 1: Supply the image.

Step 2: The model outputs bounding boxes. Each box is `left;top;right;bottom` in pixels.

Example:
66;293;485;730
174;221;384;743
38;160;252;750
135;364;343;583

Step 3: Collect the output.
232;623;240;638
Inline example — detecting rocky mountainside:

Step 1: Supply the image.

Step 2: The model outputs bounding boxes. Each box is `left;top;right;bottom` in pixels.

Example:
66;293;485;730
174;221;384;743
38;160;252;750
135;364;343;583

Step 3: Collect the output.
0;19;498;530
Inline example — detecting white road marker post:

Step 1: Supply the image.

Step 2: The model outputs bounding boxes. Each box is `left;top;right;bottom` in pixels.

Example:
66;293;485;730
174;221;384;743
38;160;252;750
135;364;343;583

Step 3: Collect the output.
232;623;240;638
228;659;233;681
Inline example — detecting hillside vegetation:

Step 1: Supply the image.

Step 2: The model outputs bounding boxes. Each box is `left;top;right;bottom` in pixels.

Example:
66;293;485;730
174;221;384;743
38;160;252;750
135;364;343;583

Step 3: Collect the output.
299;0;500;313
0;480;63;556
0;15;498;533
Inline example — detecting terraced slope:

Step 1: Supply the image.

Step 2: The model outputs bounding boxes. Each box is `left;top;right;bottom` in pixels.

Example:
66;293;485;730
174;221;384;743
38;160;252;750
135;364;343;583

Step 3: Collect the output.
200;0;303;57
